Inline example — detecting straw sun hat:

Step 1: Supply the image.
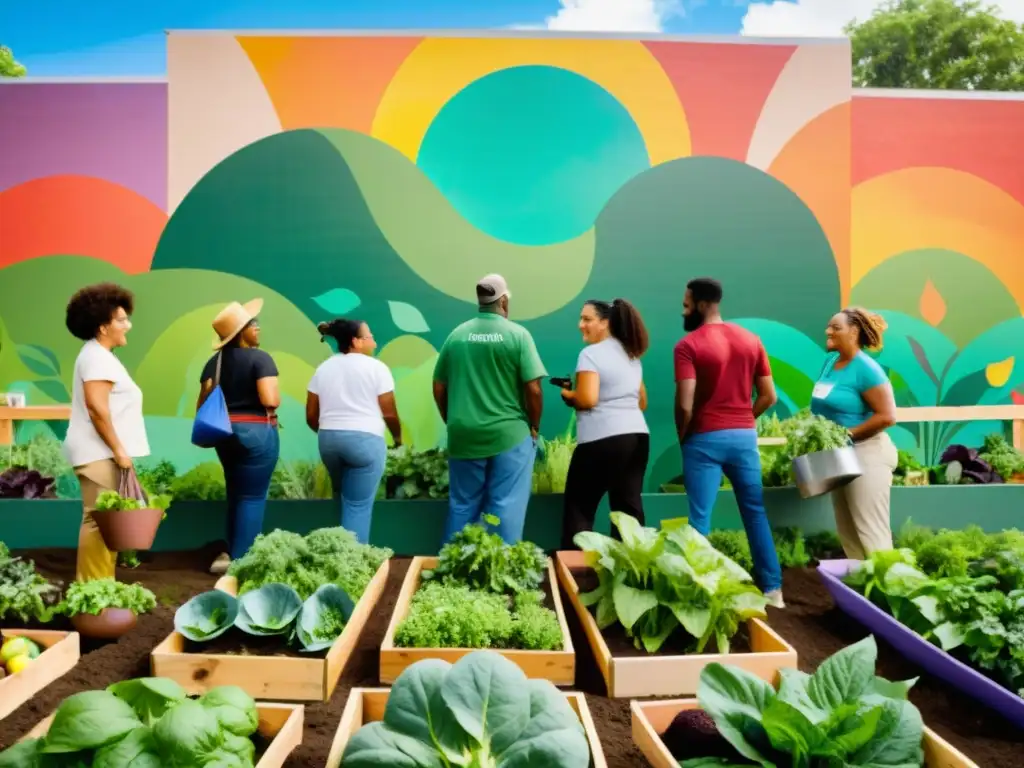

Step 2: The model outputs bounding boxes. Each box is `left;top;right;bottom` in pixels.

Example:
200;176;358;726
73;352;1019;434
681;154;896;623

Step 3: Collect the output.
212;299;263;350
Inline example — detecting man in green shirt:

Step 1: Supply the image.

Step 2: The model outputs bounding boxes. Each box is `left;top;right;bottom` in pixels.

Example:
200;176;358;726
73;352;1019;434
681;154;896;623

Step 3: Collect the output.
433;274;547;544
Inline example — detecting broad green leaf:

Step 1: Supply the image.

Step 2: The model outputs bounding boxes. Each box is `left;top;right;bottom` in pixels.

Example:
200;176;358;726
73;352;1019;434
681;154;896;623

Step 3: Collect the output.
388;301;430;334
296;583;355;652
383;658;467;761
869;676;918;701
174;590;239;643
828;704;883;755
0;739;44;767
312;288;361;315
595;593;617;629
697;663;774;764
806;636;877;710
669;601;712;639
932;622;965;651
152;700;222;766
17;344;60;377
761;698;830;759
909;595;941;625
850;699;924;767
612;581;658;631
234;583;302;636
441;651;531;755
92;726;162;768
41;691;141;753
199;686;259;737
775;668;828;724
496;680;589;767
340;721;446;768
107;678;187;726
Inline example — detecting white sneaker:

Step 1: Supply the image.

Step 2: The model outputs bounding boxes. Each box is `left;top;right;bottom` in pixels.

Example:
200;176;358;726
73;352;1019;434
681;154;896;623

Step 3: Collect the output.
210;553;231;575
765;590;786;609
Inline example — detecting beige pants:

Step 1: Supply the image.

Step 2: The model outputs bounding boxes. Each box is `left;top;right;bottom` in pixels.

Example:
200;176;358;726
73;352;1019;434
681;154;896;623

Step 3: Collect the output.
75;458;120;582
830;432;898;560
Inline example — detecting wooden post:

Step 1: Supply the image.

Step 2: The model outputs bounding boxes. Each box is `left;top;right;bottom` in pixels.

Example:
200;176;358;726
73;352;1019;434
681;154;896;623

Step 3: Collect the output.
0;406;72;446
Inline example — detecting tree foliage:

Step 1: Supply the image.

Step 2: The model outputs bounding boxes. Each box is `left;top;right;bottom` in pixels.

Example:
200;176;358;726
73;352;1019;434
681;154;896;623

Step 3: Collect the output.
0;46;27;78
845;0;1024;90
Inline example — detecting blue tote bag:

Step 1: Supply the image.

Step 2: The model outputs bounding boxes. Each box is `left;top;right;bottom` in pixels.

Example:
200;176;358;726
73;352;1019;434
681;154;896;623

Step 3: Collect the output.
191;352;233;447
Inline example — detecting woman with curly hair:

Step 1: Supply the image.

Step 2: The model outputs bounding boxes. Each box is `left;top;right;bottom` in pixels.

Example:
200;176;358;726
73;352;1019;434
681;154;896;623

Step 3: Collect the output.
306;319;402;544
63;282;150;581
811;307;898;559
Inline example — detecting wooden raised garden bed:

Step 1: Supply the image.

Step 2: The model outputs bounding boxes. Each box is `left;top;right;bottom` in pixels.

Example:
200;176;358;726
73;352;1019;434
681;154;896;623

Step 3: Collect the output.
327;688;606;768
22;702;304;767
631;699;979;768
379;555;576;685
150;560;389;701
0;629;80;720
555;550;797;698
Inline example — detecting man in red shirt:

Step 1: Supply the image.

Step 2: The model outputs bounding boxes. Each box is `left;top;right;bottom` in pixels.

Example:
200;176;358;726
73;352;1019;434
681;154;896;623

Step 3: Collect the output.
674;278;784;607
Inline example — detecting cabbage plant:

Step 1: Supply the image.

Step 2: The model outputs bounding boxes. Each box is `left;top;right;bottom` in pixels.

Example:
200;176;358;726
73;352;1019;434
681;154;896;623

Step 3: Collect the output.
235;583;302;636
341;651;590;767
174;590;239;642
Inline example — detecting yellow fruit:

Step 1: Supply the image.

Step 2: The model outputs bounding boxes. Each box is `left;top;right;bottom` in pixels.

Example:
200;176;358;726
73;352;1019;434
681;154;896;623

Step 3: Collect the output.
0;637;40;663
5;654;32;674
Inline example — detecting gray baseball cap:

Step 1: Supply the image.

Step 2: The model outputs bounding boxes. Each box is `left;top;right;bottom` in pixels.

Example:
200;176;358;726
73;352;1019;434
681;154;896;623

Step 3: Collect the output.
476;274;511;305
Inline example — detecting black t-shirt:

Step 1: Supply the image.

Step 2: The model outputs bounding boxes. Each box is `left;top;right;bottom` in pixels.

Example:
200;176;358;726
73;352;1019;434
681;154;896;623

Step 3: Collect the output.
200;347;279;415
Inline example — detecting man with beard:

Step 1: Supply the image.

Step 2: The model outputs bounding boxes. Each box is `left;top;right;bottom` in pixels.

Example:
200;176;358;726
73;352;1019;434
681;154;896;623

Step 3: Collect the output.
673;277;784;607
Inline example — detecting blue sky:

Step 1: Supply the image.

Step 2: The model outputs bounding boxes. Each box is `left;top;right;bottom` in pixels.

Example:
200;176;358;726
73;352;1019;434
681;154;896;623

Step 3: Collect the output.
1;0;814;77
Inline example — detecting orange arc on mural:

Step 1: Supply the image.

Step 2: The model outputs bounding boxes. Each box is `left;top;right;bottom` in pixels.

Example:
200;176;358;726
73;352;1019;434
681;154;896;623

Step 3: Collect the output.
237;35;424;134
852;166;1024;310
768;102;851;302
0;175;166;273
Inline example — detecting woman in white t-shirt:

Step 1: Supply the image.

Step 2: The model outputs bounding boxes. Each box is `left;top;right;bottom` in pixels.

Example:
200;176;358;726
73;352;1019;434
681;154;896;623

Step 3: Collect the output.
306;319;402;544
63;283;151;582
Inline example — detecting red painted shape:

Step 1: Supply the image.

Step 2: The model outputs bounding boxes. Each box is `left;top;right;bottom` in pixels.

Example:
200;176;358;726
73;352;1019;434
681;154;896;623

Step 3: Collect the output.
644;41;797;160
852;95;1024;205
0;175;166;273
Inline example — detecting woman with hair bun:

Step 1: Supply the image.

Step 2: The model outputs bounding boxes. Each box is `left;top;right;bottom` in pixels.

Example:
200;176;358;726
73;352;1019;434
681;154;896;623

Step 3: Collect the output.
559;298;651;549
306;319;401;544
811;307;898;559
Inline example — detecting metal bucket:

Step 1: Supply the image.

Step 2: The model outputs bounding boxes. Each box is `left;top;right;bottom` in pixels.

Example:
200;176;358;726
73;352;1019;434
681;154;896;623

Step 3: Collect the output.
792;445;863;499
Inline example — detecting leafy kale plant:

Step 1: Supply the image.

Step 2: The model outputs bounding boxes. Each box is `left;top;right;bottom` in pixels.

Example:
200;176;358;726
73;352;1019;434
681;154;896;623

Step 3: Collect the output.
341;651;590;768
574;513;768;653
676;636;924;767
0;677;262;766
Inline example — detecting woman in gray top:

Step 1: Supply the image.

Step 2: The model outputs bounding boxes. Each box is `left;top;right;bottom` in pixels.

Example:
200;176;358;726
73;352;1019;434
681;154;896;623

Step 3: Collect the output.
559;298;650;548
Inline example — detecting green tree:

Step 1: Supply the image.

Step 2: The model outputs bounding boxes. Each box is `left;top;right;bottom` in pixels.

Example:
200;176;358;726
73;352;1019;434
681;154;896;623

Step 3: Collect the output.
0;46;27;77
845;0;1024;90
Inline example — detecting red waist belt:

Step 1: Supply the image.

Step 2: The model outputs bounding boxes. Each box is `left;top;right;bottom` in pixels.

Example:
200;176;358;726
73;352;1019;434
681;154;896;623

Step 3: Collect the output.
229;413;279;427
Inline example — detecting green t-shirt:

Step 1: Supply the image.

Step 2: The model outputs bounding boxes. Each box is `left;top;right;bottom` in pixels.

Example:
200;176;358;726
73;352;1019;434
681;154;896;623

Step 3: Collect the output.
433;311;547;459
810;351;889;429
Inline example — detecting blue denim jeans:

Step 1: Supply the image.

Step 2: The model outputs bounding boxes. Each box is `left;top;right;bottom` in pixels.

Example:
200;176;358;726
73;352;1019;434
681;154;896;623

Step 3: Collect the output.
681;428;782;592
445;435;536;545
318;430;386;545
215;422;280;559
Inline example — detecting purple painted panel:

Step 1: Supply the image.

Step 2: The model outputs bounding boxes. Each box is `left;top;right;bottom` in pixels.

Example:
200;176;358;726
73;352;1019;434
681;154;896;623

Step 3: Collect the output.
0;82;167;210
818;559;1024;728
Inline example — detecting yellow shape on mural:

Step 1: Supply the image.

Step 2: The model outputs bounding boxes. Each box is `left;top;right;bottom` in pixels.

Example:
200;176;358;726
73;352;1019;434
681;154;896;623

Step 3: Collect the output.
852;167;1024;310
371;37;690;165
918;279;947;327
987;357;1015;388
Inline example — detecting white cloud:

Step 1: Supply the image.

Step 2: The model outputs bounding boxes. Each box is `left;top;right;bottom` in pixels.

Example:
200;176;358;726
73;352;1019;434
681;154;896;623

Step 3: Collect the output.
538;0;684;33
741;0;1024;38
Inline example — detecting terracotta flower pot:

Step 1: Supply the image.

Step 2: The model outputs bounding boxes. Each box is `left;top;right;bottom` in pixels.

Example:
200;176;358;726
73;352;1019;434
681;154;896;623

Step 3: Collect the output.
92;507;164;551
71;608;138;639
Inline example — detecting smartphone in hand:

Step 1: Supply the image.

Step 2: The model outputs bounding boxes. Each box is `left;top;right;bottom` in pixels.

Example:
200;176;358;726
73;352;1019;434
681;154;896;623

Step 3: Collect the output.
549;376;572;389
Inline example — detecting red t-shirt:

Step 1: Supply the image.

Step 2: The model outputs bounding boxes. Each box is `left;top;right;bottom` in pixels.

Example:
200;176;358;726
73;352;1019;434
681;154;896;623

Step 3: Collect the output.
674;323;771;435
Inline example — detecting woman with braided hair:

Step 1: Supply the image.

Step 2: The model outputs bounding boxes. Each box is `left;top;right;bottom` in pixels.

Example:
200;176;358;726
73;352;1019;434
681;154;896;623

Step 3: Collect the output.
810;307;898;559
306;319;401;544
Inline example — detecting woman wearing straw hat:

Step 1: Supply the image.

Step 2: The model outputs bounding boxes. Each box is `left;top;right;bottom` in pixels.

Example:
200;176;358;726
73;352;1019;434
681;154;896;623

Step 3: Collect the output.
197;299;280;574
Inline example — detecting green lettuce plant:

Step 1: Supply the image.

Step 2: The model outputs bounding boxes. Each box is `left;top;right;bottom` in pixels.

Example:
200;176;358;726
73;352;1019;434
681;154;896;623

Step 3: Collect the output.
574;513;768;653
341;651;590;767
57;579;156;617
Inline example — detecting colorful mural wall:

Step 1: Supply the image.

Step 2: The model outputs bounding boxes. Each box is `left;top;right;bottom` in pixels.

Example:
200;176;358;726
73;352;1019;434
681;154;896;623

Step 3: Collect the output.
1;33;1023;488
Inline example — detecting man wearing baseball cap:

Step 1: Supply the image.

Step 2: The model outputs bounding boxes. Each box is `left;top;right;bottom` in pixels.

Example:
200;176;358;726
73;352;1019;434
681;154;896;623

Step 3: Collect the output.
433;274;547;544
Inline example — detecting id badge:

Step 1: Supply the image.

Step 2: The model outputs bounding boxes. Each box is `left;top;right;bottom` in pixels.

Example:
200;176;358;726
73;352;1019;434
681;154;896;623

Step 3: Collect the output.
812;381;834;400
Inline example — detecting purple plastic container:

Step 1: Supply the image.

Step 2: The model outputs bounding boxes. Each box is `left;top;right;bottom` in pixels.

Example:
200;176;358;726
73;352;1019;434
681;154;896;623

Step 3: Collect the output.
817;559;1024;729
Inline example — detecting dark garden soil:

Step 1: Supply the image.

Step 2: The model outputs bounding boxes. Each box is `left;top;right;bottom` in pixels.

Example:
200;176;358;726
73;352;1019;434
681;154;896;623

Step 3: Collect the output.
2;551;1023;767
571;567;751;657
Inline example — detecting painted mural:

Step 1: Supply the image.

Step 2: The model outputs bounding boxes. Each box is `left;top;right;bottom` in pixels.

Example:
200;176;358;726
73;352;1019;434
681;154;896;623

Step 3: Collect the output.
1;33;1023;488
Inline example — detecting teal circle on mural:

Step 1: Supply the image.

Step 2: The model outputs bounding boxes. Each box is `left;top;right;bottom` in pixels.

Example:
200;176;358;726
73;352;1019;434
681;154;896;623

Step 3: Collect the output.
416;65;650;247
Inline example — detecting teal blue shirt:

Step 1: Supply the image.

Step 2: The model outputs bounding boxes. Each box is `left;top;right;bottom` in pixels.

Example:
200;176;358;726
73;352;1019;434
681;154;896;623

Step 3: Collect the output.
810;352;889;429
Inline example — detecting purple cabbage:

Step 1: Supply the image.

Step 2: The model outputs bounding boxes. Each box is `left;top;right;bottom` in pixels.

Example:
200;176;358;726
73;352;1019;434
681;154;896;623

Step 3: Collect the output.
0;467;57;499
939;445;1004;485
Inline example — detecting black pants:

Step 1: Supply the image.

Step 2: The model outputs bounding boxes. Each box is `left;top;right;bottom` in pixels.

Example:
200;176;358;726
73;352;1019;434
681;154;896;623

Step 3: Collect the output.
561;432;650;549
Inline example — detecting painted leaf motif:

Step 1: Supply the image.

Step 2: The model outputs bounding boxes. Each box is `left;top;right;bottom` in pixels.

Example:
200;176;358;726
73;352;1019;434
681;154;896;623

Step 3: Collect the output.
311;288;361;315
918;280;946;327
388;301;430;334
32;379;71;404
986;357;1014;388
17;344;60;377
